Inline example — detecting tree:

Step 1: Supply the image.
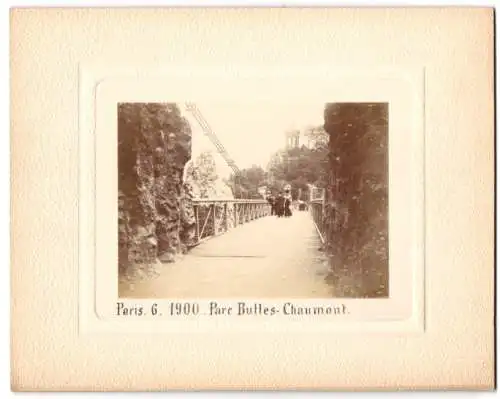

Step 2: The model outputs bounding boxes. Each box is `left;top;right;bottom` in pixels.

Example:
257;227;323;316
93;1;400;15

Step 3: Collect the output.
228;165;267;199
265;126;329;199
303;125;329;149
192;151;218;198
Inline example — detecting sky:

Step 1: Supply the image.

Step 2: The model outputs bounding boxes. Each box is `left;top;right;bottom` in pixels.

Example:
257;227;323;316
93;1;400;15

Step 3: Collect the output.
181;101;326;179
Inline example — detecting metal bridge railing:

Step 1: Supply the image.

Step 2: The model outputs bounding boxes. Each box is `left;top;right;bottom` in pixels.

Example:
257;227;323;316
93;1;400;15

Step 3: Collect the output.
309;188;327;244
190;199;271;248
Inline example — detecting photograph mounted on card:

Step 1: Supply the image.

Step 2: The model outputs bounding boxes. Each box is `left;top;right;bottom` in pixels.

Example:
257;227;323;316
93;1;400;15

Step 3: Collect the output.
11;7;494;391
79;65;424;333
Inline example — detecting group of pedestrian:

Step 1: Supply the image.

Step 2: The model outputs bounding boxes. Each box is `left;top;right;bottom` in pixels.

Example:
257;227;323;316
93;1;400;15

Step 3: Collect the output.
267;190;293;218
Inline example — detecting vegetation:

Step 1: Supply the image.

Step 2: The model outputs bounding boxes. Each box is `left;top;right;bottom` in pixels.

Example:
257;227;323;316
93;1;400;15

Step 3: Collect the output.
227;125;329;200
184;151;219;198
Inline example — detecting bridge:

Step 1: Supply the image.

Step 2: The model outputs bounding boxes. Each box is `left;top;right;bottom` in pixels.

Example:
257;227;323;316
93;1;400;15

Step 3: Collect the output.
117;103;389;299
118;103;338;298
118;195;337;298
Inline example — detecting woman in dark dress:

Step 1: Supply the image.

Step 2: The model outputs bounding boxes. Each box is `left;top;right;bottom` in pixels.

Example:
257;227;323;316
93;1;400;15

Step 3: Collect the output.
275;192;285;217
284;196;292;217
283;187;293;217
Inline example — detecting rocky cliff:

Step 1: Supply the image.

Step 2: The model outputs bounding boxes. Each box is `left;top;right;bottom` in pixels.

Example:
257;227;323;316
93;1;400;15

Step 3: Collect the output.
118;103;193;279
323;103;388;297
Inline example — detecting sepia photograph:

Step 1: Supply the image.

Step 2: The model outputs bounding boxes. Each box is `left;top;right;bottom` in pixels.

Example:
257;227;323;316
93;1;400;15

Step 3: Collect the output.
117;101;388;299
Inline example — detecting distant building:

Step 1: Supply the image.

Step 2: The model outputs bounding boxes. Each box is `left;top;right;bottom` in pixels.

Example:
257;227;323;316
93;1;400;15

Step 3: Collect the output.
285;127;328;150
285;130;302;149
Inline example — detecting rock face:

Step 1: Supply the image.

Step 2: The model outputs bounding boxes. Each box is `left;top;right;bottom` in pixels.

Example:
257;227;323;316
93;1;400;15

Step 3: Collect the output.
118;103;192;278
323;103;388;297
179;181;197;250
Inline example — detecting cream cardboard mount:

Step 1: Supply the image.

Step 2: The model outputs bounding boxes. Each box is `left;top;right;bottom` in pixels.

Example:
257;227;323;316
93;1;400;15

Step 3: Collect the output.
10;8;494;391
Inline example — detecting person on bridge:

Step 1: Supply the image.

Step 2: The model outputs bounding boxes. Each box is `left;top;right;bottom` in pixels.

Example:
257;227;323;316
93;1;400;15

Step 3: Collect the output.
283;192;293;217
267;194;276;216
275;192;285;217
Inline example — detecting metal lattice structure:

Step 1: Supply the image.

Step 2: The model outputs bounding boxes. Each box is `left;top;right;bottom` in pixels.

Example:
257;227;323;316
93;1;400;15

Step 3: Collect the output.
308;185;326;244
189;199;271;247
185;102;241;177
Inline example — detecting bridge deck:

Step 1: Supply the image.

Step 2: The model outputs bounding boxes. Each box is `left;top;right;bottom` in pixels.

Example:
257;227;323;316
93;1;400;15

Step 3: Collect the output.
119;211;335;298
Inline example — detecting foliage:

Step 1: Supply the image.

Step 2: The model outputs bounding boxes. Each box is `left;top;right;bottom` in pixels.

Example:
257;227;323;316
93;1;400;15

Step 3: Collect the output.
185;150;234;199
184;151;218;198
228;164;268;199
224;126;329;200
266;125;329;200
